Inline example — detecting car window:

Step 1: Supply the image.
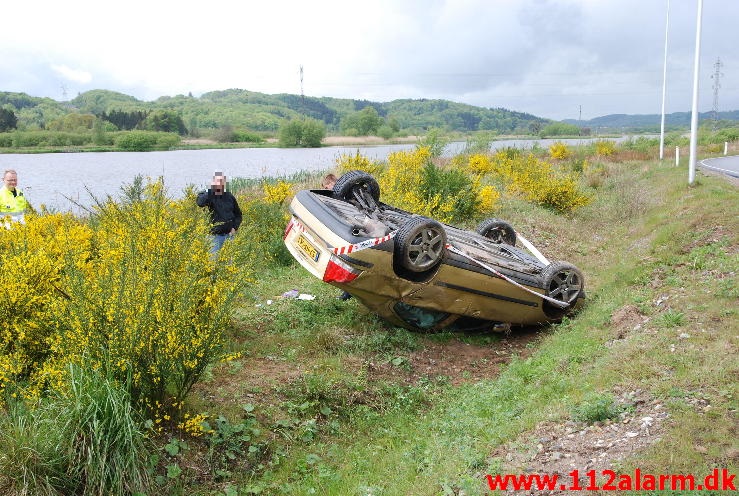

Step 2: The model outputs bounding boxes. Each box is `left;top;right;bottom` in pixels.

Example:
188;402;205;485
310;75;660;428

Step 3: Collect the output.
447;316;496;332
393;302;449;330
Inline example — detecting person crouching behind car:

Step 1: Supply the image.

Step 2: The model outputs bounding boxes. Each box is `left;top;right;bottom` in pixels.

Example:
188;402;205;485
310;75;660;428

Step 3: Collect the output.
197;171;242;254
321;173;337;189
320;173;352;301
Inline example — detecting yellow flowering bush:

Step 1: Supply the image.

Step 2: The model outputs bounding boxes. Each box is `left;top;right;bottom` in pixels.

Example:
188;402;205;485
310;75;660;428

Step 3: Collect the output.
476;184;501;211
466;153;494;176
549;141;571;160
335;151;385;178
481;151;592;213
337;147;497;223
377;147;431;212
0;213;94;398
0;180;250;414
595;139;616;157
263;180;294;205
239;195;294;267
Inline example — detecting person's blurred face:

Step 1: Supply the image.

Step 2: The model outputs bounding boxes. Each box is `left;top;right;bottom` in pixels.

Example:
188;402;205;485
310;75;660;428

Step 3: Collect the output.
212;174;226;194
3;171;17;191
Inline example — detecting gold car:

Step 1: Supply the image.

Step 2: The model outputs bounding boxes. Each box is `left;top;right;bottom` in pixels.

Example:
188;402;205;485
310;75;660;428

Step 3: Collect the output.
284;170;585;332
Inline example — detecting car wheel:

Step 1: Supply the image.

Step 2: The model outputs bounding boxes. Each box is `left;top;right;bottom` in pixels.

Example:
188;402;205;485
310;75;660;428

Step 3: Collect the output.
333;170;381;203
394;217;447;273
476;218;516;245
541;261;584;317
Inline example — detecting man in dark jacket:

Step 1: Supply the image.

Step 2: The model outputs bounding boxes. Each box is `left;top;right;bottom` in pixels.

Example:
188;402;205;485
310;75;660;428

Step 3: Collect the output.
196;171;242;253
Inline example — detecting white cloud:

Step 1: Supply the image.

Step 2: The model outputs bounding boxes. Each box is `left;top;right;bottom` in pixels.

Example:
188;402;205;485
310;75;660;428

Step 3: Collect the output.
0;0;737;120
51;65;92;84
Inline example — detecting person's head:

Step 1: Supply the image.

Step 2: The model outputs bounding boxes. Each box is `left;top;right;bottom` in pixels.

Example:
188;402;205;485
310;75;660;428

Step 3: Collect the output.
211;171;226;194
3;170;18;191
322;173;337;189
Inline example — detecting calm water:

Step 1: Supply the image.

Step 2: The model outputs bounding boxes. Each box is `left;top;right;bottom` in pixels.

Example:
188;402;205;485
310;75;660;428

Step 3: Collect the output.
0;137;621;212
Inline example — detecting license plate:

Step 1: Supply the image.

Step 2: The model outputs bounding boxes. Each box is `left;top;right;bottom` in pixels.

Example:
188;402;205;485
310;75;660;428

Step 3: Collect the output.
296;234;320;262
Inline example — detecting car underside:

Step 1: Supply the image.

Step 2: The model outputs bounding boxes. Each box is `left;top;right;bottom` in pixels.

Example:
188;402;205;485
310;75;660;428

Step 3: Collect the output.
284;170;585;332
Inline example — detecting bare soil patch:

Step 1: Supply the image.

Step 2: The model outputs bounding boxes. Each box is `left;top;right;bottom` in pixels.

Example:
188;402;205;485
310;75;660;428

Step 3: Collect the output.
607;304;648;342
368;328;543;386
198;327;544;413
491;389;670;494
193;355;308;413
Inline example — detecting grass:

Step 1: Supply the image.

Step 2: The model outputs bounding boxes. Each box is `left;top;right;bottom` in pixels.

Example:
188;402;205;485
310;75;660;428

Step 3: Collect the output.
191;158;737;494
0;365;150;495
2;149;736;495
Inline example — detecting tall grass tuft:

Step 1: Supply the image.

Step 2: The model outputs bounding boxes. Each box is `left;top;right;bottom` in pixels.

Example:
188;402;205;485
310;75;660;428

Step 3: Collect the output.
0;397;67;496
0;365;151;495
58;365;151;494
571;392;623;424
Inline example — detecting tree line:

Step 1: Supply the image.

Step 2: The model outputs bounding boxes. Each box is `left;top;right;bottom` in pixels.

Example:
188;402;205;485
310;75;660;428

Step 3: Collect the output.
0;89;550;140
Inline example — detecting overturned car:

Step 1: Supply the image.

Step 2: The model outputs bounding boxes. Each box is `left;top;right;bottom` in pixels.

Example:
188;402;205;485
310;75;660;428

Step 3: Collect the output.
284;170;585;332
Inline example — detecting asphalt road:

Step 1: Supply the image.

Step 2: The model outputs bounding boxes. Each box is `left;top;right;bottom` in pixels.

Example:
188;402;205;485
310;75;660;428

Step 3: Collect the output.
700;155;739;178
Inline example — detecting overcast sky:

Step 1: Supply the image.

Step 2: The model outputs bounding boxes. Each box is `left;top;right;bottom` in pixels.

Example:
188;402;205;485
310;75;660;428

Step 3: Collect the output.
1;0;736;121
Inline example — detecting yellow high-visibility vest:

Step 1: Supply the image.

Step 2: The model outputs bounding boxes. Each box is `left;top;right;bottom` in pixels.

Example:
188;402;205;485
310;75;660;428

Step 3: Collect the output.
0;185;28;214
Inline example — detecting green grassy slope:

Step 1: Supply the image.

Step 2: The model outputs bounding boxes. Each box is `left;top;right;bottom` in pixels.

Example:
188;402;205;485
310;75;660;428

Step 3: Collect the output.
189;161;737;494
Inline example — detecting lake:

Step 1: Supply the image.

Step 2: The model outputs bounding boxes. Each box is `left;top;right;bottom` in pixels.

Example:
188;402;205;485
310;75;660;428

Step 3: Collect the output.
0;137;624;212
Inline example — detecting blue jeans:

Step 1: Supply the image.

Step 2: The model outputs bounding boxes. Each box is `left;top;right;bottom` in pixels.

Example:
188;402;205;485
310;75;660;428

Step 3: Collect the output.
210;233;233;254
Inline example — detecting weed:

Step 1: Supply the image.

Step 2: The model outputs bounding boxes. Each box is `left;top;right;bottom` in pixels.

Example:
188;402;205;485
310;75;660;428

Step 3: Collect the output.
717;278;738;299
204;406;264;477
280;368;370;418
417;127;448;157
389;355;412;371
345;326;421;355
309;327;346;353
657;310;686;328
571;392;623;424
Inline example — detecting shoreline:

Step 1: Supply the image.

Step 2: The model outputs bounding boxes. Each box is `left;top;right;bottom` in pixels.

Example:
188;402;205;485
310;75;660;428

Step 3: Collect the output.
0;133;633;155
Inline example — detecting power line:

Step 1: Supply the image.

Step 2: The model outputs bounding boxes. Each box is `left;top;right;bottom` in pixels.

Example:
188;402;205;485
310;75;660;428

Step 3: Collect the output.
711;57;723;129
299;65;304;102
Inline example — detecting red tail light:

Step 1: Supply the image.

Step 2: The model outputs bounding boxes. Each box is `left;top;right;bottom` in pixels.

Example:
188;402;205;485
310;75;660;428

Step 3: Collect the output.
323;255;361;283
283;219;294;240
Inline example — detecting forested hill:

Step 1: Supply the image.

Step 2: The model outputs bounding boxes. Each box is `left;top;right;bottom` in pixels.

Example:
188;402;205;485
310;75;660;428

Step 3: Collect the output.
0;89;549;135
564;110;739;132
6;88;736;136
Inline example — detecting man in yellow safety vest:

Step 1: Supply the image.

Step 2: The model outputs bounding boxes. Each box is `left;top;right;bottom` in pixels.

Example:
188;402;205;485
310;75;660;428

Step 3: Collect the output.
1;169;29;225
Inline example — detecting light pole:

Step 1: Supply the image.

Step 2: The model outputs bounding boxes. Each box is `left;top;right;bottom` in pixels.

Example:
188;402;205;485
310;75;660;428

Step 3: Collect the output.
688;0;703;185
659;0;670;160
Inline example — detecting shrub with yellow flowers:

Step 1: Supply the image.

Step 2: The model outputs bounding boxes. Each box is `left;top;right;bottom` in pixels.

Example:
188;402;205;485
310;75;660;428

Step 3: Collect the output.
549;141;571;160
505;155;591;213
595;139;616;157
337;147;497;223
477;151;592;213
0;213;94;399
466;153;494;176
262;180;294;205
0;179;251;415
335;151;385;178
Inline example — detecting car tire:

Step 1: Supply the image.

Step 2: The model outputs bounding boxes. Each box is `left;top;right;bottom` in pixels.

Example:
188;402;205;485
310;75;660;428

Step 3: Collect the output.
476;218;516;245
541;261;584;317
394;217;447;274
333;170;381;203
